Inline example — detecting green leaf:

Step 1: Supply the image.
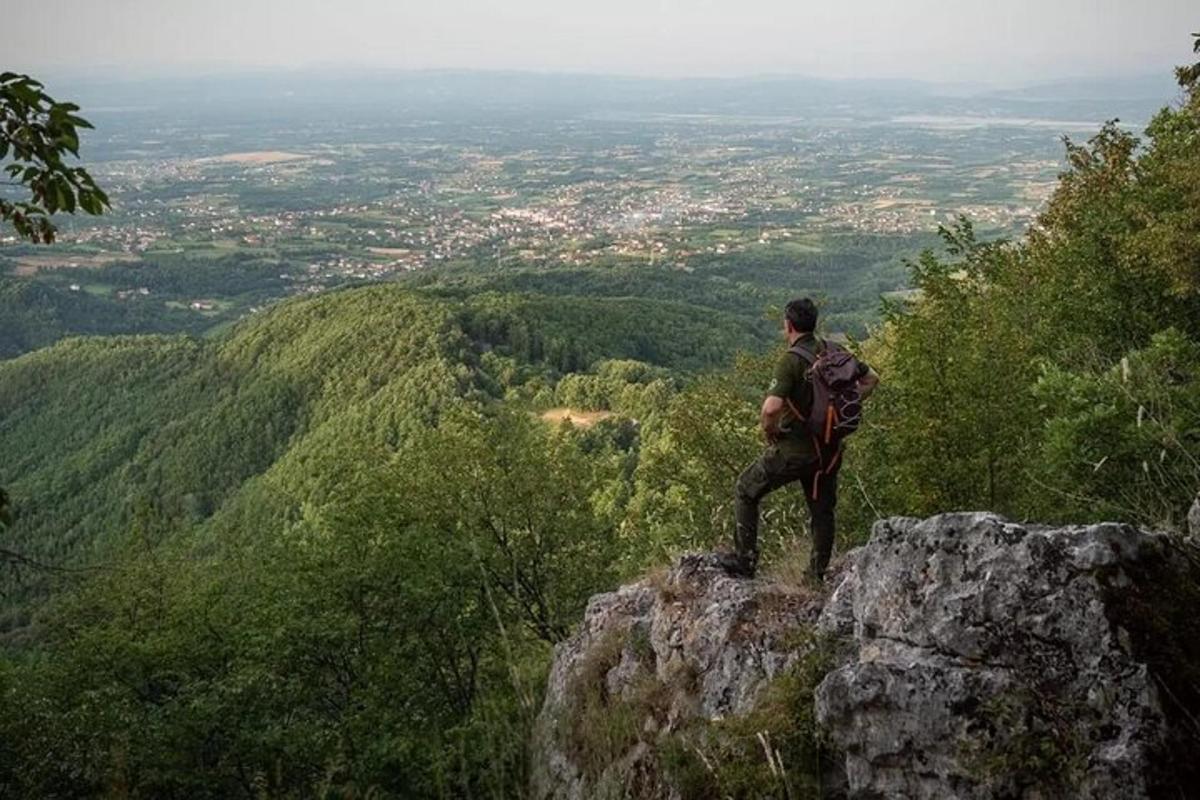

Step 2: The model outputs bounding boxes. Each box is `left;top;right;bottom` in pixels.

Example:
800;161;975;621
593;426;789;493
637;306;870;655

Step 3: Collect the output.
57;130;79;155
59;178;75;213
79;191;101;215
8;83;40;105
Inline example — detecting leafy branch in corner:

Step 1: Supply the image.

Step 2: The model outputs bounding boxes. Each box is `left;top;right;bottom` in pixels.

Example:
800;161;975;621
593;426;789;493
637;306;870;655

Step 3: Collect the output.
1177;33;1200;90
1;72;110;243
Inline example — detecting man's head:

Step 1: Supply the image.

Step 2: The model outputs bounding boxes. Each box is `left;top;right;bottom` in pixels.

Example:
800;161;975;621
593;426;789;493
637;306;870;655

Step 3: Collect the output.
784;297;818;337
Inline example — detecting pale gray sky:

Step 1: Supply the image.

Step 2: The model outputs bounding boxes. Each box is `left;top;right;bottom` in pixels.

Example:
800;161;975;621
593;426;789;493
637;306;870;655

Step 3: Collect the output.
8;0;1197;83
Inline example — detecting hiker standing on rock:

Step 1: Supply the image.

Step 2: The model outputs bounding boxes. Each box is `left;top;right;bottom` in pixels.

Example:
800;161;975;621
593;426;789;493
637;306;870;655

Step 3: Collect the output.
723;298;879;581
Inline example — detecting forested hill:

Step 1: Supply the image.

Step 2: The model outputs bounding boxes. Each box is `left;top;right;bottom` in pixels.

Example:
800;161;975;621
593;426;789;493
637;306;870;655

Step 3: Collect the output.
0;273;785;795
0;282;765;626
1;289;452;555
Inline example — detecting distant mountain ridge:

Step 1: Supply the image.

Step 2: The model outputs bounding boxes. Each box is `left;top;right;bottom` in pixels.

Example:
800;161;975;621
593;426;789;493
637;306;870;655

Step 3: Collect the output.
45;69;1175;126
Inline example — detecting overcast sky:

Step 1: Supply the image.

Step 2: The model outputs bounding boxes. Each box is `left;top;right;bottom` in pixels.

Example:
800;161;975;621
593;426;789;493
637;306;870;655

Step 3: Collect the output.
8;0;1197;84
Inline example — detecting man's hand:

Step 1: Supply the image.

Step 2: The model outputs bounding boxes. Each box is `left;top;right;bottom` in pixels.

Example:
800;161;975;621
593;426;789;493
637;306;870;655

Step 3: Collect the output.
857;369;880;400
760;395;785;442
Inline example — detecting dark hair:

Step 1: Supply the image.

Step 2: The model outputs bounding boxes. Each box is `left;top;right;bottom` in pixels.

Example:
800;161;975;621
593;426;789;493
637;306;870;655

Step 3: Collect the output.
785;298;818;333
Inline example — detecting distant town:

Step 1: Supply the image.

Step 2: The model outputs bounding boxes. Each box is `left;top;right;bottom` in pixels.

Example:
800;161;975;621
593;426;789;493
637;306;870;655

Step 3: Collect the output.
1;98;1081;328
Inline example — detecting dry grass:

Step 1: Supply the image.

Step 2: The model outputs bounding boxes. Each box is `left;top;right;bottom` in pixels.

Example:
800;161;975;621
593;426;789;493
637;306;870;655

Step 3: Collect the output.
762;535;856;596
641;565;672;595
762;538;820;589
654;577;703;607
561;628;646;779
658;627;844;799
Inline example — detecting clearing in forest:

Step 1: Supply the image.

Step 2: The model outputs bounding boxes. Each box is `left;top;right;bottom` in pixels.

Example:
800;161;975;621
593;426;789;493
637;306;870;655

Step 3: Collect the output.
539;408;614;429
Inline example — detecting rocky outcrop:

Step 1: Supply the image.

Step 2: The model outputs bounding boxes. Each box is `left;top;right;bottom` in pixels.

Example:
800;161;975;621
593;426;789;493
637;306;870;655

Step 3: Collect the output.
531;553;825;799
531;513;1200;799
1188;493;1200;540
816;513;1198;799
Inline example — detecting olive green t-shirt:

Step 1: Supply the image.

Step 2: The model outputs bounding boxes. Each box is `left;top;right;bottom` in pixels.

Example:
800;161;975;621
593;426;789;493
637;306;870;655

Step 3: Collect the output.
767;334;868;454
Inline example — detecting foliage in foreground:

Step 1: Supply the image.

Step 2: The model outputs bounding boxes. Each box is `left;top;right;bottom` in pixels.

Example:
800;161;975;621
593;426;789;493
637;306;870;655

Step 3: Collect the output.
847;49;1200;530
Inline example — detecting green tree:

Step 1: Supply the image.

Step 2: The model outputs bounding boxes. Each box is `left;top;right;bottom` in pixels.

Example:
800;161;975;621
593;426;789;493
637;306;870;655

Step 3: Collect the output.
397;406;621;644
852;220;1039;518
1;72;109;243
1033;329;1200;528
1175;32;1200;89
847;35;1200;528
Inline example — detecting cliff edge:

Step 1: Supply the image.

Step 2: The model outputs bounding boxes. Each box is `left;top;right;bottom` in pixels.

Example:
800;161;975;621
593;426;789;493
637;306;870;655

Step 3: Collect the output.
531;513;1200;799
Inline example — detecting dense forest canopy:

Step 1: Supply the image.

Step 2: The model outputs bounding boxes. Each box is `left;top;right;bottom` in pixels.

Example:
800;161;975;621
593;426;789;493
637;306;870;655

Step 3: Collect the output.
1;40;1199;798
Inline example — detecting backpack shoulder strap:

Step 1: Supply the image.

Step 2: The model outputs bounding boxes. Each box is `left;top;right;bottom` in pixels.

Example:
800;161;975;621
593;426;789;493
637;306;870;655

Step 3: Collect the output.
787;338;826;364
787;345;816;364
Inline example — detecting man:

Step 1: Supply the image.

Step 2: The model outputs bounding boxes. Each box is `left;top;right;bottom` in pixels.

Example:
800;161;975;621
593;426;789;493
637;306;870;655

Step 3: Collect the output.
724;298;878;581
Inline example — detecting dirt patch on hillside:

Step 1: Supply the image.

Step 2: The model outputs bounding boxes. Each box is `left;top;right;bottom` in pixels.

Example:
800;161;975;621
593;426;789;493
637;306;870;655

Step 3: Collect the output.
540;408;614;429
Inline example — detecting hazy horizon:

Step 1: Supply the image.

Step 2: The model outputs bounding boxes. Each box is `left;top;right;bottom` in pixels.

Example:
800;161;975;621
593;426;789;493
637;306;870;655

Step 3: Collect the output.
10;0;1197;85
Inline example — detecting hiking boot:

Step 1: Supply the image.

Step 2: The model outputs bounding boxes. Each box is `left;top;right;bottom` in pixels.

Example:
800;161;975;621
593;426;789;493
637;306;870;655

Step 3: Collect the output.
715;551;756;579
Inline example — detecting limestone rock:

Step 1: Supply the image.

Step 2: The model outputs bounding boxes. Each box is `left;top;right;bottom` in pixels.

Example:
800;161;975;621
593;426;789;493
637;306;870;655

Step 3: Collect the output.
530;553;823;799
816;512;1190;800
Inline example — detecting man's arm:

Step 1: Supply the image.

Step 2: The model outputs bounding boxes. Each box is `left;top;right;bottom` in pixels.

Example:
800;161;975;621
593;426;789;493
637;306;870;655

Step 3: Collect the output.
760;395;785;442
762;351;796;443
857;368;880;400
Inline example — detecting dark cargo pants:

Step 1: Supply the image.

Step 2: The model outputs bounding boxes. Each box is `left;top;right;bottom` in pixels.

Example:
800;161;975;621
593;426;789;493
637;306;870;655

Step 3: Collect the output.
734;443;839;579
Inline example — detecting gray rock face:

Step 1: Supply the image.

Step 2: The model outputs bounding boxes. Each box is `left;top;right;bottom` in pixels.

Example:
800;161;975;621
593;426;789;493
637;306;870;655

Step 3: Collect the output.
532;514;1199;800
530;553;823;800
1188;493;1200;539
816;512;1180;800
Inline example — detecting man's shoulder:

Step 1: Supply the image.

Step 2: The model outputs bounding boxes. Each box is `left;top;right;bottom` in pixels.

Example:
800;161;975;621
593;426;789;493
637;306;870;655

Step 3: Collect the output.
768;350;804;396
777;348;803;364
776;349;808;374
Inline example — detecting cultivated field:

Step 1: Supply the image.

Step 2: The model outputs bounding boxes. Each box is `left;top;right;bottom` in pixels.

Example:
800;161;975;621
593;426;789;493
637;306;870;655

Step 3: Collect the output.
11;252;141;276
198;151;310;165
